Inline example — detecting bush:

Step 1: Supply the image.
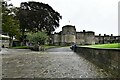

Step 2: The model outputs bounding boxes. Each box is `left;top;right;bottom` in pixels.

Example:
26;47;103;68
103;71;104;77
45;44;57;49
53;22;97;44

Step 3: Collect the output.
27;31;48;45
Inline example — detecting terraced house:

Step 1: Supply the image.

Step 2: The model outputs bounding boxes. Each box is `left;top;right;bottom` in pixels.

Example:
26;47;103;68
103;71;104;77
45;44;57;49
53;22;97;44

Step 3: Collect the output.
51;25;120;46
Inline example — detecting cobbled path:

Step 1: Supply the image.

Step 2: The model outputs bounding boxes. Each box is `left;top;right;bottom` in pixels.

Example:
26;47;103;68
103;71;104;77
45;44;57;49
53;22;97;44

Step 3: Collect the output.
1;47;113;78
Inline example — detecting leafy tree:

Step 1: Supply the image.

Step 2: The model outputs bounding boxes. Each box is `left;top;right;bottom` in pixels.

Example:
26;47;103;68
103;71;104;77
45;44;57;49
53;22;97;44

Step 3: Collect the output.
27;31;48;45
2;1;20;46
17;1;62;43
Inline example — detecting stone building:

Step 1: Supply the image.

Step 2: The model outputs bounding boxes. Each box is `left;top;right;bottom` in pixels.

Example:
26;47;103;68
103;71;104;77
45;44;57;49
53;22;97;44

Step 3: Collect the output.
76;30;95;45
95;34;120;44
52;25;120;46
52;25;95;46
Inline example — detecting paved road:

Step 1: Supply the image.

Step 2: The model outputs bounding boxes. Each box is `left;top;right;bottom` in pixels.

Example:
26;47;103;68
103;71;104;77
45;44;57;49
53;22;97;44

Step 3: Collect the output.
1;47;113;78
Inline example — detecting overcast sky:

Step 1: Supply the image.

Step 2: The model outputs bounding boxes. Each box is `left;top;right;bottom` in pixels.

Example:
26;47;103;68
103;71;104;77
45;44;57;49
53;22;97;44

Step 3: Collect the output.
9;0;120;36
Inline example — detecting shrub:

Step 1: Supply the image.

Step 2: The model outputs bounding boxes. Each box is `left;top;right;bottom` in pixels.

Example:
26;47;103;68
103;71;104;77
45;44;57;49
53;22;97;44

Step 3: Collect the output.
26;31;48;45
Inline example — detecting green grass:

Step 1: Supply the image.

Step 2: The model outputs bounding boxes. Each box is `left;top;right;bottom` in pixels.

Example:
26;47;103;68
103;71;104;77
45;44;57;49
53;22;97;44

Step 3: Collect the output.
11;46;30;49
10;45;70;49
81;43;120;48
43;45;61;49
11;45;61;49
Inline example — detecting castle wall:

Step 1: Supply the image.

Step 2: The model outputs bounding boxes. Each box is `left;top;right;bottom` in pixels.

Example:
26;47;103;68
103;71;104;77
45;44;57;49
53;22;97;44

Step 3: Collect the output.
84;32;95;45
95;36;99;44
64;35;76;43
52;25;119;46
76;32;85;45
95;34;120;44
76;31;95;45
61;34;76;46
53;33;61;45
61;25;76;46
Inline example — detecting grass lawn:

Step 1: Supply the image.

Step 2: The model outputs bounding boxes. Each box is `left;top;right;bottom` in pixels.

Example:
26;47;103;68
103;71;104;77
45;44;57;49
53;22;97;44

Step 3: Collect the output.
11;46;30;49
43;45;61;49
43;45;71;49
81;43;120;48
11;45;62;49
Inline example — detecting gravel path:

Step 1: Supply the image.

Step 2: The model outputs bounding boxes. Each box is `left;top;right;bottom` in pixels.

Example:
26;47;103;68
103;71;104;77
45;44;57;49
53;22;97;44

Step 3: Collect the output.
1;47;113;78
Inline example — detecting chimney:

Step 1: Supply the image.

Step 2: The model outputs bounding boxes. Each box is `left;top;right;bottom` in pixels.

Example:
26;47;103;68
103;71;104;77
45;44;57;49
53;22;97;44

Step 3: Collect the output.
83;30;85;33
99;34;101;36
104;34;106;36
111;34;113;36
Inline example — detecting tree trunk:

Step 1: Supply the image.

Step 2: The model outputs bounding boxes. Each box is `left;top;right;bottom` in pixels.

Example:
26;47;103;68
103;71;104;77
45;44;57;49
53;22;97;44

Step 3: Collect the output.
48;34;52;45
21;29;25;46
9;36;13;47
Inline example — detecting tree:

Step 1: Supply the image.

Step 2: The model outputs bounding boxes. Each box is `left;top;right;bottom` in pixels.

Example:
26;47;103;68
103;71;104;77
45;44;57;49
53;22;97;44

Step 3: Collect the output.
26;31;48;45
17;1;62;43
2;1;20;46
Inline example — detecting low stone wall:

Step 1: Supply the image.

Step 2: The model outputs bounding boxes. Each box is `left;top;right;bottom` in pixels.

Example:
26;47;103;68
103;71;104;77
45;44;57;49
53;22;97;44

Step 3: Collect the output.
75;47;120;77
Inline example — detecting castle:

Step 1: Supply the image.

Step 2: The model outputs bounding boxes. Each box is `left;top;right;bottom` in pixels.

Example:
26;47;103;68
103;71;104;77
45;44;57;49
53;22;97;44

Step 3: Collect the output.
51;25;120;46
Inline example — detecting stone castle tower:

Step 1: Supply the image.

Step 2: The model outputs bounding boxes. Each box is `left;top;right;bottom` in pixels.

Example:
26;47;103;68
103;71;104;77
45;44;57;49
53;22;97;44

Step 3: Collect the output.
52;25;95;46
61;25;76;45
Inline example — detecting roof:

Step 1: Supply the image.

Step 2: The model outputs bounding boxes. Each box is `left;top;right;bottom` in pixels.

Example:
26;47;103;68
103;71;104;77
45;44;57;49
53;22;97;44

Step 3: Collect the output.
76;31;95;33
62;25;76;29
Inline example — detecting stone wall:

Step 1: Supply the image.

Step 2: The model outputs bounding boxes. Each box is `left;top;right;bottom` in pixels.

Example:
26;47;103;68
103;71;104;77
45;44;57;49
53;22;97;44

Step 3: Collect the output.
52;25;120;46
84;32;95;45
95;34;120;44
53;33;61;45
75;47;120;77
61;25;76;46
62;25;76;35
76;32;85;45
76;31;95;45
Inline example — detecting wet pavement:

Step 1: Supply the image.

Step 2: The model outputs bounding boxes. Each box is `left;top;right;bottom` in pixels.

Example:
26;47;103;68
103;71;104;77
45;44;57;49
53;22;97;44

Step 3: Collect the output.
1;47;113;78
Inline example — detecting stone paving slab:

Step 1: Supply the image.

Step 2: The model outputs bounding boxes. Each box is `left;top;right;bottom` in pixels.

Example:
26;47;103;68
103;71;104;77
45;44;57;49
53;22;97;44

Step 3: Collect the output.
1;48;113;78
